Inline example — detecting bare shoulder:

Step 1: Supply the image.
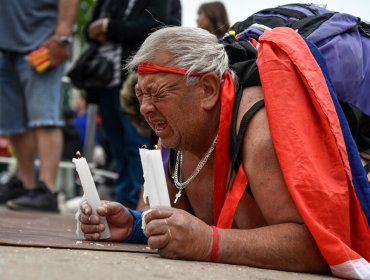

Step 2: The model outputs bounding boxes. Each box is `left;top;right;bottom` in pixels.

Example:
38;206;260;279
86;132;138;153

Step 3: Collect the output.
237;86;303;225
237;86;269;160
237;86;264;121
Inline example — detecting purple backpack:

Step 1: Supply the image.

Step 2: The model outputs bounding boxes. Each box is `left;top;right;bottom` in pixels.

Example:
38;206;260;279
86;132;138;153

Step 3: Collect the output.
230;3;370;154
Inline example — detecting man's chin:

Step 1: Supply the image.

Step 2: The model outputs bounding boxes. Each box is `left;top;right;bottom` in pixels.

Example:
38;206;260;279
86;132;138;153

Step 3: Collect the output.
159;138;179;150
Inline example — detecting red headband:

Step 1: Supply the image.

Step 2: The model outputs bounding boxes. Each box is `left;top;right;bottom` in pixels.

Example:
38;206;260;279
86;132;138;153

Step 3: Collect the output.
138;62;206;77
137;61;235;225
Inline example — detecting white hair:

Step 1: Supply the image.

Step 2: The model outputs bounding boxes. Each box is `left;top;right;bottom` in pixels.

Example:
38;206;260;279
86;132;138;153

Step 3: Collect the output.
126;26;230;83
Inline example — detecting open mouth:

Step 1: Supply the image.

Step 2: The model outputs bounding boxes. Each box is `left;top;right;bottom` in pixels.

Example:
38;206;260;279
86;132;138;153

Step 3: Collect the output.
154;121;167;135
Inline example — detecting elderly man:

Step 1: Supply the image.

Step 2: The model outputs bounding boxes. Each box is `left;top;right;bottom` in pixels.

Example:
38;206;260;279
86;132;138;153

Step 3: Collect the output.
78;26;370;278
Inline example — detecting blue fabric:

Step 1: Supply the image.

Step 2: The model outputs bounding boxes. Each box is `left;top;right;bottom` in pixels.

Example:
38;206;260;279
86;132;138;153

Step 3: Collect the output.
0;0;58;52
306;39;370;225
96;85;149;208
74;112;89;149
124;209;148;243
73;111;99;150
0;51;64;135
240;4;370;115
307;13;370;116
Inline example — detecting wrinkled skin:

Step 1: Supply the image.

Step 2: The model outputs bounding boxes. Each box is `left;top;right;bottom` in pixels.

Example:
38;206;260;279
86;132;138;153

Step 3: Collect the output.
143;207;213;260
79;201;133;241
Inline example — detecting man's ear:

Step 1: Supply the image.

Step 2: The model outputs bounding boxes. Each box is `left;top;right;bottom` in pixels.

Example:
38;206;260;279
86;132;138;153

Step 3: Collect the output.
199;72;221;111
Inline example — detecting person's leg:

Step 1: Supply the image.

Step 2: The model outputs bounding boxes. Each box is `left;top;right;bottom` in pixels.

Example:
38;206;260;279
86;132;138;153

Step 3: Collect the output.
0;51;31;202
97;86;128;203
9;131;36;189
5;54;63;212
35;127;62;191
23;58;64;192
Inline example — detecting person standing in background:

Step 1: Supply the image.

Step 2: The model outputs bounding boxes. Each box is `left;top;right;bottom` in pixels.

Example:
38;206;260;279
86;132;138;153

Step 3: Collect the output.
0;0;79;212
84;0;181;209
197;1;229;38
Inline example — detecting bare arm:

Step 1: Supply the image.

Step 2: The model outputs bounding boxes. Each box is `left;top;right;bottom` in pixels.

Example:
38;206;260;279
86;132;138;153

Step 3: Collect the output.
55;0;79;36
42;0;79;66
216;86;329;273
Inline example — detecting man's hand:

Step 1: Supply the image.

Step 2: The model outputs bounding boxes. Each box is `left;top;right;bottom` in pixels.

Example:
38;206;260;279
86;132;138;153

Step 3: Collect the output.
41;37;69;67
79;201;133;241
144;207;213;261
88;19;107;43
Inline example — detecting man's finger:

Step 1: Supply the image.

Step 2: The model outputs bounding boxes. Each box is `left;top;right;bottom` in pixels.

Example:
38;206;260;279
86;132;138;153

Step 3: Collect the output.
79;213;100;225
81;223;105;234
84;233;101;241
80;201;92;216
97;202;124;217
144;219;168;237
144;207;172;224
148;234;171;250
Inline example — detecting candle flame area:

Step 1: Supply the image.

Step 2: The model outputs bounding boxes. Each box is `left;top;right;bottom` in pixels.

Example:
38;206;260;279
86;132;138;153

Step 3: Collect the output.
76;150;81;158
154;145;158;149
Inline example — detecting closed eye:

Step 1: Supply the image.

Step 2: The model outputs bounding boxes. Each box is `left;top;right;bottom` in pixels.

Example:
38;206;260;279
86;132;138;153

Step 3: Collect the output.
152;90;169;100
135;87;144;101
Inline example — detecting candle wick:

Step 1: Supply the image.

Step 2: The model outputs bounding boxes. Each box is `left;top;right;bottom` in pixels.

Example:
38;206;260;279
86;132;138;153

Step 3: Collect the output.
76;150;81;158
141;144;147;149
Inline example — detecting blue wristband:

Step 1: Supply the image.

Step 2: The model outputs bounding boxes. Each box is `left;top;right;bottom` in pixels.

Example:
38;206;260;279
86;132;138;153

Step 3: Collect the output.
123;209;148;243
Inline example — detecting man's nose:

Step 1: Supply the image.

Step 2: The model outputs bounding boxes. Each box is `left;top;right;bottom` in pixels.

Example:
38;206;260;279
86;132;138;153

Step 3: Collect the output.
140;96;155;116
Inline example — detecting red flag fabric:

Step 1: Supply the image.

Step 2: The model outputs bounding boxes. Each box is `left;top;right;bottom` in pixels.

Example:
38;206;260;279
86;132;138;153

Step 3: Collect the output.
257;27;370;279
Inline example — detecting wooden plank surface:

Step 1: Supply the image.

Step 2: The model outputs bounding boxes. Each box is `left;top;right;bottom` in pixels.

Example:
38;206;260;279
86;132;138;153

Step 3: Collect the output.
0;207;155;254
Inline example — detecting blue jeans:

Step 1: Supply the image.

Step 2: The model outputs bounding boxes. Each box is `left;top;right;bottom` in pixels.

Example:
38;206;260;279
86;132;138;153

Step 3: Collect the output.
0;50;64;135
97;85;149;208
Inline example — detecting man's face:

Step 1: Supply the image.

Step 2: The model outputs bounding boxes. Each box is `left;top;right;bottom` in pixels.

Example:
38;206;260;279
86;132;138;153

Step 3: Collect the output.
135;53;204;150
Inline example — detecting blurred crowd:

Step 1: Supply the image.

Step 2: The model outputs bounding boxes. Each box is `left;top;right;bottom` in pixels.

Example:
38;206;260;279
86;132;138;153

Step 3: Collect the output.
0;0;230;213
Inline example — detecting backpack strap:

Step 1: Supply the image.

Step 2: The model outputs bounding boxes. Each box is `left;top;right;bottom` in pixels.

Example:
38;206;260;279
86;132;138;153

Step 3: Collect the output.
231;99;265;172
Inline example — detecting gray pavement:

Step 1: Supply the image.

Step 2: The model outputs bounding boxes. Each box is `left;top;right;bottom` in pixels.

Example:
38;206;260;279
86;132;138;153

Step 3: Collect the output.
0;245;338;280
0;205;339;280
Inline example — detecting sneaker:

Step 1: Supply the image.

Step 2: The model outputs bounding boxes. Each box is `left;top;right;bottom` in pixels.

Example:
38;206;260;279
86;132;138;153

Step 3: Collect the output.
0;175;28;204
6;181;59;213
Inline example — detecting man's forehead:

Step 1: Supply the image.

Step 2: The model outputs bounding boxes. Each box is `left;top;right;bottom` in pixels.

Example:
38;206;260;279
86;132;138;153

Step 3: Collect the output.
137;72;184;90
135;51;195;90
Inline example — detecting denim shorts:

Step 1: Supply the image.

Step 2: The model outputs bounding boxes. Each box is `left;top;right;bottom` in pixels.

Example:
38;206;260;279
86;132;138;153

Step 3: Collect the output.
0;50;64;135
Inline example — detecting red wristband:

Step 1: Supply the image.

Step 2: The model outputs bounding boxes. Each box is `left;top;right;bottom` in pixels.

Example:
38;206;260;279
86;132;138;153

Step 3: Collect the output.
210;226;219;262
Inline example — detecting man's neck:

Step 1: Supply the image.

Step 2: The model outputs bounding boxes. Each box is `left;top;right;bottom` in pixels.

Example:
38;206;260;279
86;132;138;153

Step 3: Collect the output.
185;115;219;158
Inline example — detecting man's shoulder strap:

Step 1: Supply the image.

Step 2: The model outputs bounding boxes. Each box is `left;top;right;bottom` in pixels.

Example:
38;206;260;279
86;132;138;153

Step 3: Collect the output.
230;98;265;172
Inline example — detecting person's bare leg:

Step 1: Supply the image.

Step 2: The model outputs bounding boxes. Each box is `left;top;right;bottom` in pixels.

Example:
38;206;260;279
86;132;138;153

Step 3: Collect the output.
35;126;62;192
9;131;37;189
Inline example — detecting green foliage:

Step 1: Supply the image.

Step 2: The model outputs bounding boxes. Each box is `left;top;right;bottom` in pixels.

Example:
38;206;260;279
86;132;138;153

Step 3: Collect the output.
74;0;96;47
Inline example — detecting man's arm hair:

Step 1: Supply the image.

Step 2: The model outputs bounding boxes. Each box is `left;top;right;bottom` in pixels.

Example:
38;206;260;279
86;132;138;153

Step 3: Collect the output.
56;0;80;36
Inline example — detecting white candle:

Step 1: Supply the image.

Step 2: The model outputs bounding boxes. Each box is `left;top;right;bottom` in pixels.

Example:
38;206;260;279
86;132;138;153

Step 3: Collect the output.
139;148;170;207
73;156;111;239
